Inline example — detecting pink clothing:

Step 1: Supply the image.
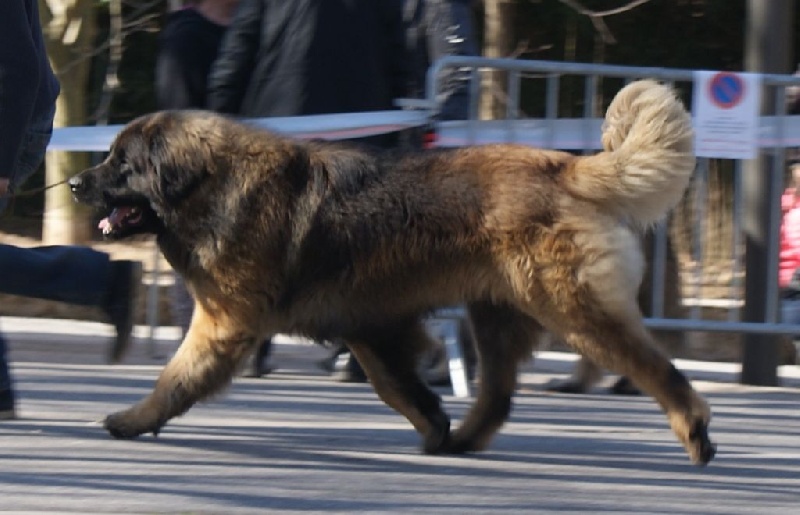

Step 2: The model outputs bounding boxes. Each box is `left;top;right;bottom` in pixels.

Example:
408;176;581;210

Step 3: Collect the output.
779;189;800;288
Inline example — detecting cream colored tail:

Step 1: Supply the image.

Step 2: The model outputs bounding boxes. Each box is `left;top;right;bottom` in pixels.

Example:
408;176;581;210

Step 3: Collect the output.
568;80;695;228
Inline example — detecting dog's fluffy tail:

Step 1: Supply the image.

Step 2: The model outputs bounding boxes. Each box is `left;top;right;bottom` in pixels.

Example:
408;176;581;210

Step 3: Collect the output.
568;80;695;228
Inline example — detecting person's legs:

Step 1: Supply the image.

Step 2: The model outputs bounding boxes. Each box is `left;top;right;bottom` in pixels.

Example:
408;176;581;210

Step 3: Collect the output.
0;243;111;303
0;329;15;420
169;274;194;337
103;260;142;363
0;244;141;363
247;337;275;378
327;338;367;383
781;298;800;364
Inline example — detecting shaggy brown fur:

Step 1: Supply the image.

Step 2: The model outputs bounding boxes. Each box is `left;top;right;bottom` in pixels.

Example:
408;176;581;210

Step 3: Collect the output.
70;80;715;465
546;229;685;395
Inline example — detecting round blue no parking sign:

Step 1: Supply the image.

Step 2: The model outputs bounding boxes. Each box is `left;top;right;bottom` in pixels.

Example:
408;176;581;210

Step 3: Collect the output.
707;72;745;109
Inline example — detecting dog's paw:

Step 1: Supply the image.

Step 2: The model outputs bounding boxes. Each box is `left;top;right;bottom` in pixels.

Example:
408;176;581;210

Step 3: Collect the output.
687;420;716;466
443;438;476;455
104;409;161;439
422;429;451;455
441;427;484;455
421;415;451;455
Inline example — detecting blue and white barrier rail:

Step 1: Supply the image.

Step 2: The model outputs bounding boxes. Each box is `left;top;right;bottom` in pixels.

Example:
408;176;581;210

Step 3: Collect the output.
48;109;433;152
49;109;800;153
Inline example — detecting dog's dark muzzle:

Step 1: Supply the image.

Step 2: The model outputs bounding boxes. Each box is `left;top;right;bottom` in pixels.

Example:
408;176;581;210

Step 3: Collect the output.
68;172;96;202
67;174;84;193
69;169;107;207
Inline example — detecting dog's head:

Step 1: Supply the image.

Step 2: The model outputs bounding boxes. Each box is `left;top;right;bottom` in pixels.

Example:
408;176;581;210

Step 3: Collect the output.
69;111;224;240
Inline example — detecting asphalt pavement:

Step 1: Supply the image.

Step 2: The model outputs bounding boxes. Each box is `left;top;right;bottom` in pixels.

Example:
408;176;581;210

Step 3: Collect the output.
1;316;800;514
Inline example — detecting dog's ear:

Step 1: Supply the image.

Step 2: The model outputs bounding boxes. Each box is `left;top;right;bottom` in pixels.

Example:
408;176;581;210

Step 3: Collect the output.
143;114;208;205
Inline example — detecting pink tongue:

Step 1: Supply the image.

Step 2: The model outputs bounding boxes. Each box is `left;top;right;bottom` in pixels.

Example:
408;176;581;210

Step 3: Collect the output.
98;206;134;230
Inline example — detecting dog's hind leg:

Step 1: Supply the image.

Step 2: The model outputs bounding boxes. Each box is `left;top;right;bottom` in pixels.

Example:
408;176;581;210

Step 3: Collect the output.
551;308;715;465
345;319;452;454
447;301;543;454
104;303;257;439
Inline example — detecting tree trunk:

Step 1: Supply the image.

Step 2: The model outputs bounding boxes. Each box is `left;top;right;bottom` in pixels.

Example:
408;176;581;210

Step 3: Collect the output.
39;0;96;244
480;0;515;120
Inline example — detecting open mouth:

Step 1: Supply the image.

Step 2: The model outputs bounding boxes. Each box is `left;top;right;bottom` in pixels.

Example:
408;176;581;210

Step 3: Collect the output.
98;205;145;236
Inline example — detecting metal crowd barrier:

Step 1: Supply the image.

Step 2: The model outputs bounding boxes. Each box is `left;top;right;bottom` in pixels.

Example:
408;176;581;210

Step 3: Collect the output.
42;58;800;394
423;56;800;391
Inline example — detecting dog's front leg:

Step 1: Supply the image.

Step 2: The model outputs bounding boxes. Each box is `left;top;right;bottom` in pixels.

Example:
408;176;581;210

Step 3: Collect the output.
104;304;256;439
346;320;452;454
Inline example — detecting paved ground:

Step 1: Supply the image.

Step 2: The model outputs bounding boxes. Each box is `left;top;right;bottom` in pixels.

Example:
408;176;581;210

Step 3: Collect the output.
2;316;800;514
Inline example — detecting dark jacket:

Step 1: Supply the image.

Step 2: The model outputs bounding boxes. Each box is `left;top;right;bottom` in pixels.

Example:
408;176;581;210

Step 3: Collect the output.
155;8;229;110
0;0;60;180
207;0;408;117
403;0;478;120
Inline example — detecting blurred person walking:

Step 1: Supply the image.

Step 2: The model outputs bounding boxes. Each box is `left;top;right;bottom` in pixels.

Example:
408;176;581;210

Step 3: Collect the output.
0;0;140;419
779;162;800;319
403;0;478;123
155;0;240;111
153;0;280;377
207;0;409;382
402;0;480;385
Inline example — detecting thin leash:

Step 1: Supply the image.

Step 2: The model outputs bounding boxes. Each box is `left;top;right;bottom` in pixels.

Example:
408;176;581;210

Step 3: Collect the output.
0;179;70;219
4;178;70;199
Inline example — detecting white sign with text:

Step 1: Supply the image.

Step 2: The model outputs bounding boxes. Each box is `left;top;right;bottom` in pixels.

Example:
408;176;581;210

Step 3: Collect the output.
693;71;761;159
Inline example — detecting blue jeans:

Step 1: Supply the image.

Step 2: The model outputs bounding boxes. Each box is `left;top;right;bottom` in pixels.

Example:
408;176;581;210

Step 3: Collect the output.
0;105;55;213
0;331;9;392
0;244;112;390
0;106;112;393
1;106;57;394
0;244;111;303
781;299;800;325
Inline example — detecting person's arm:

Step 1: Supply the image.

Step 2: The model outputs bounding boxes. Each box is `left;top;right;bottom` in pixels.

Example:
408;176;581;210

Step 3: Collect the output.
382;0;412;105
206;0;263;114
155;32;203;110
782;188;796;212
0;1;41;182
426;0;478;120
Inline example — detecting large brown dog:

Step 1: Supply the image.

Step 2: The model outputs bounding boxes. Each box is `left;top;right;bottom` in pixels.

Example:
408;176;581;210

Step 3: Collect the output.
70;80;716;465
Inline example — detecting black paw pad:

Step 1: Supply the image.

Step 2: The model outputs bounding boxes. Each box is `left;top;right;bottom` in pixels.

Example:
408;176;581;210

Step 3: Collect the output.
689;420;717;465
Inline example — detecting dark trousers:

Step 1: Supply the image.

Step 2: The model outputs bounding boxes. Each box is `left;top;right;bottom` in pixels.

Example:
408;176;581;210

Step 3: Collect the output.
0;244;111;305
0;244;113;392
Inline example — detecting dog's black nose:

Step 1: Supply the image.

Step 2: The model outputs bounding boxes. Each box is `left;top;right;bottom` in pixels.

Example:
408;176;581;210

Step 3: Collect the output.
68;175;84;193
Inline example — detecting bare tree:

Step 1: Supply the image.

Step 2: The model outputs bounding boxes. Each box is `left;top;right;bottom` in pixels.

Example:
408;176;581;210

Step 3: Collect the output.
479;0;655;120
479;0;516;120
39;0;163;244
40;0;97;244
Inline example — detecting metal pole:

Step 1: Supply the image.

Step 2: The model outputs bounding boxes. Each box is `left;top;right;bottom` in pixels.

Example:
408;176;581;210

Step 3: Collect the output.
740;0;794;386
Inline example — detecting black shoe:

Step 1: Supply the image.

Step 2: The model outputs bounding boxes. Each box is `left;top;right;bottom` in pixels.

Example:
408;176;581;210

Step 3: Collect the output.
609;376;641;395
0;388;16;421
332;353;368;383
242;339;276;378
101;260;142;364
544;378;589;394
317;345;348;373
316;356;337;373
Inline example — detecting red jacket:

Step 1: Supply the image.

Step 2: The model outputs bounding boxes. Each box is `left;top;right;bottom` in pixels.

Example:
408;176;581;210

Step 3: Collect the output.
779;188;800;288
